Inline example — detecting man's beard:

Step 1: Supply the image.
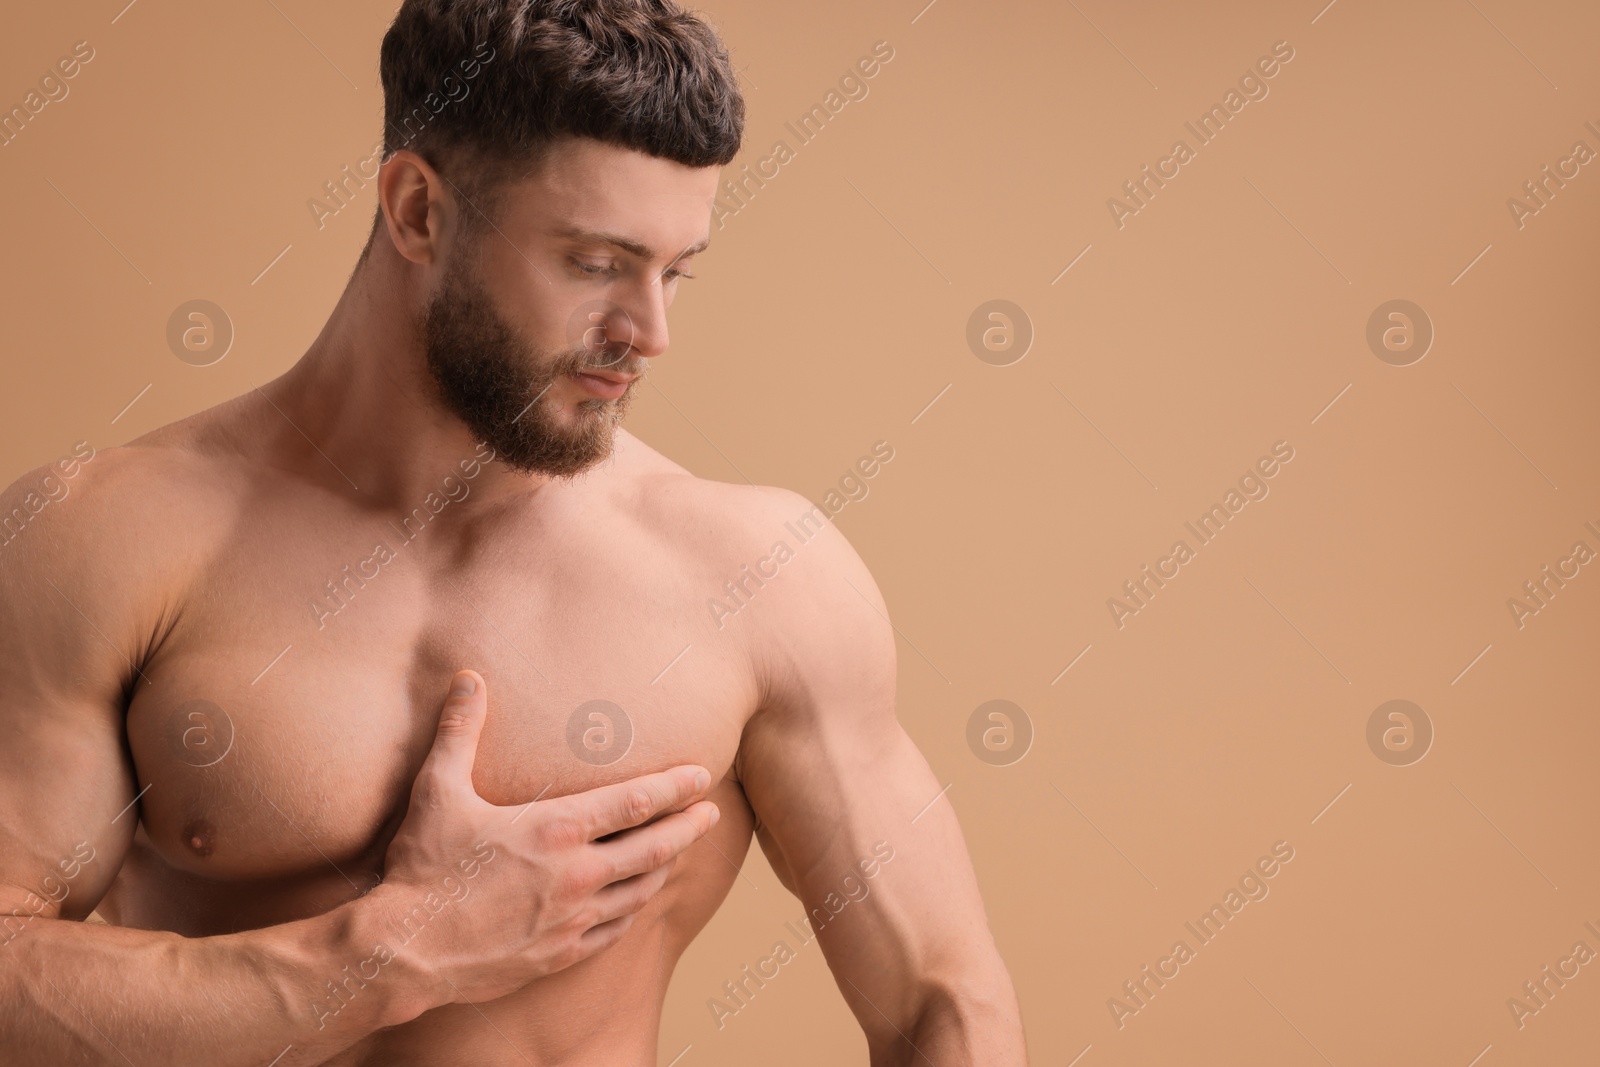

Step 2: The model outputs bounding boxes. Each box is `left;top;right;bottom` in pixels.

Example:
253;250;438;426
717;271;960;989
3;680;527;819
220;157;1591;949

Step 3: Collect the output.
422;243;641;477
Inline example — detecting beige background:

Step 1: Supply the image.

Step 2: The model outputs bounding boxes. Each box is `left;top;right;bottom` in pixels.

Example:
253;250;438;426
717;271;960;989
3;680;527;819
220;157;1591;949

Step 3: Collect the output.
3;0;1598;1063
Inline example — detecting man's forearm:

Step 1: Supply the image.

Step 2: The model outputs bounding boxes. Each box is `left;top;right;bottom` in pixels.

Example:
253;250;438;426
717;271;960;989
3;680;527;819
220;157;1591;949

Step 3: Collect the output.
0;884;435;1067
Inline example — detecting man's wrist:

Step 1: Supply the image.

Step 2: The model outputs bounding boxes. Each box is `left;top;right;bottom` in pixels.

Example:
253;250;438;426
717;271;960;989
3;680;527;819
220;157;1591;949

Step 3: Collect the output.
247;883;445;1038
332;882;446;1030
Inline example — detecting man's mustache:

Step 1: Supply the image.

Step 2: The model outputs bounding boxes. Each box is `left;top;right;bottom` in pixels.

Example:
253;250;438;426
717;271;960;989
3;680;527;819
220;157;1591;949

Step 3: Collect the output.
575;347;644;377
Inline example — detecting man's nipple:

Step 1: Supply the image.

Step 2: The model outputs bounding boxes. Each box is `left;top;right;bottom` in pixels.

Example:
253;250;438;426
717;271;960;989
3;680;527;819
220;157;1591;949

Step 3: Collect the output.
182;818;217;858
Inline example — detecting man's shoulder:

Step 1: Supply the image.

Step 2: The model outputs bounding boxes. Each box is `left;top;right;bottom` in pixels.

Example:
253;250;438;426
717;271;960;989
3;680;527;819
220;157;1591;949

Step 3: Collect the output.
613;432;890;662
0;418;239;587
612;430;831;566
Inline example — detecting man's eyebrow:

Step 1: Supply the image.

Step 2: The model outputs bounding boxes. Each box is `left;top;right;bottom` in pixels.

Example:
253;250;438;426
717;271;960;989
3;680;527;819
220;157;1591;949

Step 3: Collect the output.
552;226;711;261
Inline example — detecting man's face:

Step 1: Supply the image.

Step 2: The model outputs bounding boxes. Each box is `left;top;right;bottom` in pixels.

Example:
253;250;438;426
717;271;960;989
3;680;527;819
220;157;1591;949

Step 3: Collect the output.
421;137;721;477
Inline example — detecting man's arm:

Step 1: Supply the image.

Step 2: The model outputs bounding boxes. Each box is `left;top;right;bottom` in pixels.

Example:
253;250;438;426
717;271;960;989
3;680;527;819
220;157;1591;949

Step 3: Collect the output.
735;488;1027;1066
0;450;719;1065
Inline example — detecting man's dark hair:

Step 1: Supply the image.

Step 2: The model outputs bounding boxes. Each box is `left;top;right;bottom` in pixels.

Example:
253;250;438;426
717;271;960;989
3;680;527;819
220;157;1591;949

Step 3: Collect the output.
365;0;744;255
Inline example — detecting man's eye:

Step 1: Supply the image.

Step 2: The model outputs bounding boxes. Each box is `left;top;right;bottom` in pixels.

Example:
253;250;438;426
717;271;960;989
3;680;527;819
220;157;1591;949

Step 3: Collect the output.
571;257;695;281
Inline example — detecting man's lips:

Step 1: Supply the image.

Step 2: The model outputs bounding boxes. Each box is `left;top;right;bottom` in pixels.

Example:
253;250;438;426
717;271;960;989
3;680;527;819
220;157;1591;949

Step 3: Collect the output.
577;368;636;385
571;368;635;398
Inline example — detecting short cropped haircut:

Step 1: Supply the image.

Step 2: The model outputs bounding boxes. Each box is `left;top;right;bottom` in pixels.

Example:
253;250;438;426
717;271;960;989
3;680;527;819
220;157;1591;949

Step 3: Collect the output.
366;0;744;253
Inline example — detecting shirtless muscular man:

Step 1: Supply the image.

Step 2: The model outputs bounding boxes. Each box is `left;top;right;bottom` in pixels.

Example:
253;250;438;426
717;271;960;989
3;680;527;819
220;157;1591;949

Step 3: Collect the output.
0;1;1025;1063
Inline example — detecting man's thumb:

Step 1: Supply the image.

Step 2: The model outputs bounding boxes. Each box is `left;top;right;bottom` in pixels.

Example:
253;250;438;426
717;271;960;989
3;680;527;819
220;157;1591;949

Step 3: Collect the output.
421;669;488;787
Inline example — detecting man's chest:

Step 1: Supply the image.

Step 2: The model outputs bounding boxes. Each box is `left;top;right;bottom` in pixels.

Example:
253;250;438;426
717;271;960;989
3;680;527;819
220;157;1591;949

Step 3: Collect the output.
121;511;760;886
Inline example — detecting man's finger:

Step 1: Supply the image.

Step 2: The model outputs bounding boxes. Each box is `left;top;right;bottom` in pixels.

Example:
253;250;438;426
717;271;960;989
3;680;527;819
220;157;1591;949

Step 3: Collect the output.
416;670;489;792
594;799;719;883
575;912;637;956
589;861;676;924
557;765;712;841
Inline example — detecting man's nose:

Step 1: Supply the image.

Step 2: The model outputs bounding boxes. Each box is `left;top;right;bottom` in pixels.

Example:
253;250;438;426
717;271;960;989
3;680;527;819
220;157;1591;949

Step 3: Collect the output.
621;282;670;362
581;293;667;369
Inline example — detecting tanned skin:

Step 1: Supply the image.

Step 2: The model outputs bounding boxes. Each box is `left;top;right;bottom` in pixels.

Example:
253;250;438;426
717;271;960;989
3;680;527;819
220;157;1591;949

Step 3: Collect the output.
0;135;1026;1065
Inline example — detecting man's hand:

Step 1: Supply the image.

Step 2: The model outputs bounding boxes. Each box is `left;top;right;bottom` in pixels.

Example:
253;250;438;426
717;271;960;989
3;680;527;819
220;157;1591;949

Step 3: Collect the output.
372;669;720;1008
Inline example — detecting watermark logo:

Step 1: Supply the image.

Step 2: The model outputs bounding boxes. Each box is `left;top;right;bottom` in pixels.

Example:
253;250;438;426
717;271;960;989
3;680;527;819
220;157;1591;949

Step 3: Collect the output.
1109;840;1295;1028
1365;699;1432;766
1506;122;1598;230
166;300;233;366
707;441;895;631
966;299;1032;366
1365;299;1432;366
0;440;96;553
1506;521;1598;630
713;41;895;230
566;699;633;766
707;841;895;1029
170;699;234;768
311;841;496;1030
0;39;96;150
1106;40;1296;229
966;699;1033;766
308;442;497;630
564;299;637;368
1506;921;1600;1030
1107;441;1295;629
0;841;97;948
307;41;497;232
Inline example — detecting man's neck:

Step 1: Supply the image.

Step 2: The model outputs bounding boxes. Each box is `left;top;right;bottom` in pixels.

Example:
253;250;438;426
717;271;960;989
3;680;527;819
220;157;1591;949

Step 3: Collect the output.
263;251;556;511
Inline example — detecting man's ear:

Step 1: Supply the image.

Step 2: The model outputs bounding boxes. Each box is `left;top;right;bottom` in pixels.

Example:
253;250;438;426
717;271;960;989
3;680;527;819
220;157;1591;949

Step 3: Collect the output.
376;149;452;266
